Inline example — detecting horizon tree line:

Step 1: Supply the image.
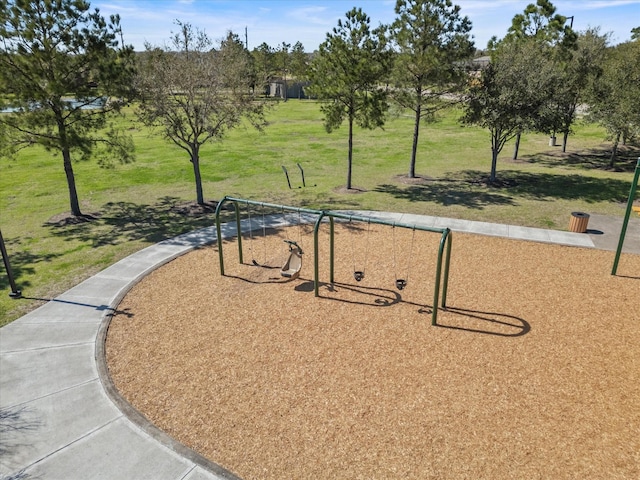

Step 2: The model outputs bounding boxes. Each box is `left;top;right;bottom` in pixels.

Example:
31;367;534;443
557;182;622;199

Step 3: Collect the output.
1;0;638;216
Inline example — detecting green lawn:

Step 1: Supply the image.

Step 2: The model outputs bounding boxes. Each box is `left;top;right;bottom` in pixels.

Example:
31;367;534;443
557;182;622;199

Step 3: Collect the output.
1;100;638;325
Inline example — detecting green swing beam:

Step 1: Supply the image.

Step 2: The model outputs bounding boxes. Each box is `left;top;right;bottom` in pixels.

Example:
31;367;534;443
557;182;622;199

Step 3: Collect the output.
214;196;453;325
611;157;640;275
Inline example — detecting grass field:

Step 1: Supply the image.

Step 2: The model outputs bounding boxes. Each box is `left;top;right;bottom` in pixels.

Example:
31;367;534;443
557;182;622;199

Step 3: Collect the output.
1;99;638;326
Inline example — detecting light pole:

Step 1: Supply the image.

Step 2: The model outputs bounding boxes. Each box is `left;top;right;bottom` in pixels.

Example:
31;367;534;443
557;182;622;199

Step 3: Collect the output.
566;16;574;29
0;229;22;298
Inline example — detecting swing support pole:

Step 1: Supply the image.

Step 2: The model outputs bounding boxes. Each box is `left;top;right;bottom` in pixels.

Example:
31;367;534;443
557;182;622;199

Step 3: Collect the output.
612;157;640;275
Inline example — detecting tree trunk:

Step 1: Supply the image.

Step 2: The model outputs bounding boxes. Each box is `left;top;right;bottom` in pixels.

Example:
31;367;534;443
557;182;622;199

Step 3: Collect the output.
609;131;620;169
490;147;498;183
490;130;500;183
513;132;521;160
562;130;569;153
347;116;353;190
409;101;421;178
191;145;204;204
57;118;82;216
63;149;82;216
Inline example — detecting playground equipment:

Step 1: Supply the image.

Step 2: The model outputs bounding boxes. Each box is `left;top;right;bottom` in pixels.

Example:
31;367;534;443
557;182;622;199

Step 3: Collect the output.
393;225;416;291
349;217;370;282
214;196;453;325
282;163;316;189
246;202;269;266
280;240;303;279
612;157;640;275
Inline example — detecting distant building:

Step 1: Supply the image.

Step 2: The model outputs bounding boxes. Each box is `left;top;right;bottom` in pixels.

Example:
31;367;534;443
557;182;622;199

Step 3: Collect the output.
268;78;311;99
471;56;491;70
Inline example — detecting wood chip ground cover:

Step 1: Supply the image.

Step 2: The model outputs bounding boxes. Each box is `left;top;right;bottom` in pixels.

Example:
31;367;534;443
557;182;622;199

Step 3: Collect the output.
106;225;640;479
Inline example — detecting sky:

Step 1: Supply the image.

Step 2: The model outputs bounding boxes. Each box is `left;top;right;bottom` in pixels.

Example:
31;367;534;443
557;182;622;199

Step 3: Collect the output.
94;0;640;52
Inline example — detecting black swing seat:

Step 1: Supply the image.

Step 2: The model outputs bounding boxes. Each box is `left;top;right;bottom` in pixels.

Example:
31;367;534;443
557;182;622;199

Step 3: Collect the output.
281;240;303;279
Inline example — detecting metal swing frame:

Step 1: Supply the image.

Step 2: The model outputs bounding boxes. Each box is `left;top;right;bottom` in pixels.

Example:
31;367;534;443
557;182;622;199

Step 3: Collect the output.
215;196;453;325
612;158;640;275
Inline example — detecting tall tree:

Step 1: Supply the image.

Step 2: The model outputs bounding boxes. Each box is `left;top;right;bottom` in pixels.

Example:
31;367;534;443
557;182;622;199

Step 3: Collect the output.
251;42;276;95
500;0;577;154
136;23;266;205
289;41;309;81
587;39;640;168
505;0;575;46
389;0;474;178
539;28;608;152
277;41;291;101
462;38;556;182
308;8;391;190
0;0;135;217
289;41;310;99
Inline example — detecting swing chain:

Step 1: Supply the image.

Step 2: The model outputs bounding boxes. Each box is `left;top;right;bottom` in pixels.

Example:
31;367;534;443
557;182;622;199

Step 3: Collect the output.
393;225;415;291
351;217;370;282
246;201;258;265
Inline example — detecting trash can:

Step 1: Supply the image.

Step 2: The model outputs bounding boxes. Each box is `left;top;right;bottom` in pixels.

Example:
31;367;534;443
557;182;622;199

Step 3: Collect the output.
569;212;590;233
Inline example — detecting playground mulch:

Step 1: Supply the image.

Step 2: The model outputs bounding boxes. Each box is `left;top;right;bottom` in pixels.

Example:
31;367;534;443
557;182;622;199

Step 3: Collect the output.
106;224;640;480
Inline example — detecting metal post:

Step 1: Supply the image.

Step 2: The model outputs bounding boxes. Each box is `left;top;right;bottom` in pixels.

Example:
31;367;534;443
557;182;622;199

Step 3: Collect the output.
440;229;452;309
214;197;228;276
329;217;335;285
612;158;640;275
1;230;22;298
282;166;292;189
235;201;243;265
313;212;325;297
297;163;306;187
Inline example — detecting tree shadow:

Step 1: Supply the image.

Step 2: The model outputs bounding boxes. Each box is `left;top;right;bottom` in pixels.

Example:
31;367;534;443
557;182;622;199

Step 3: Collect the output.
374;181;517;209
0;405;42;479
0;238;61;290
45;197;230;247
520;145;640;172
456;170;632;203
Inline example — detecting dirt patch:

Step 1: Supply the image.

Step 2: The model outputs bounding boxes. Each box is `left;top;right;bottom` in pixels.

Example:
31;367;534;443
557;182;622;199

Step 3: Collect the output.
44;212;101;226
333;186;367;194
169;200;218;216
393;174;435;185
106;225;640;480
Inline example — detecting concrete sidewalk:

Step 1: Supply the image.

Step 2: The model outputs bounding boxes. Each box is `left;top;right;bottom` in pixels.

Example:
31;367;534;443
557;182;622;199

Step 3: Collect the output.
1;212;638;480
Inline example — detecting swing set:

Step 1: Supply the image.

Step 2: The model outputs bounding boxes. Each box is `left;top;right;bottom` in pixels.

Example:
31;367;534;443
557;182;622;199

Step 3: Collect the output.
347;217;416;291
214;196;453;324
245;202;305;278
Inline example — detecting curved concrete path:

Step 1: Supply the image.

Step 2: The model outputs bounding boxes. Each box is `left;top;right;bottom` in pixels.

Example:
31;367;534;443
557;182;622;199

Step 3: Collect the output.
1;212;637;480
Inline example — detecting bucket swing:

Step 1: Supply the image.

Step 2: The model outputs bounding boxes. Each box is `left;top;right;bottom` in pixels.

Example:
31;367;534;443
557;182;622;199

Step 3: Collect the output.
280;240;303;279
280;210;305;280
392;225;415;291
350;217;371;282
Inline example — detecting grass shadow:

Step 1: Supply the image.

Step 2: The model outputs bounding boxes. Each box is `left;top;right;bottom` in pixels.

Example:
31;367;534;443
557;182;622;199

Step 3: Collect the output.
455;170;632;203
374;181;516;209
521;145;640;172
0;238;61;290
45;197;233;248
